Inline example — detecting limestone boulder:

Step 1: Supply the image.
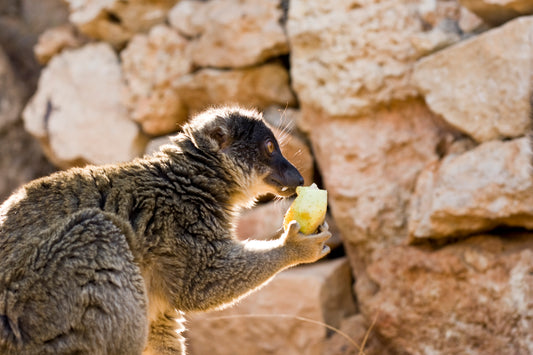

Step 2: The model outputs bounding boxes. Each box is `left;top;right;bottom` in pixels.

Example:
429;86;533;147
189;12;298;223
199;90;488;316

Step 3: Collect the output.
235;200;291;241
174;64;296;114
287;0;461;117
121;25;192;136
168;0;289;68
23;43;147;168
458;6;487;33
460;0;533;25
307;100;443;260
64;0;178;46
186;258;356;355
409;137;533;241
413;16;533;143
358;234;533;354
34;24;85;64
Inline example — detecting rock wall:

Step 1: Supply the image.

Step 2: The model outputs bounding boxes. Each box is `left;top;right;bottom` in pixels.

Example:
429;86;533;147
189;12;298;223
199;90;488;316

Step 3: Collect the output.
2;0;533;354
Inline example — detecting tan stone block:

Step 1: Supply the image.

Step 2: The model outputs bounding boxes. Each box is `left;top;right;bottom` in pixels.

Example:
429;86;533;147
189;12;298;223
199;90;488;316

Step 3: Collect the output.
186;258;356;355
169;0;289;68
174;64;296;114
357;235;533;354
287;0;461;117
23;43;147;168
409;137;533;241
121;25;192;136
413;16;533;142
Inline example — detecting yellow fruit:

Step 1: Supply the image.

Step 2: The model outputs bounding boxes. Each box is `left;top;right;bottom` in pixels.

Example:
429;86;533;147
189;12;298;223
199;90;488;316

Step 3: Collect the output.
283;183;328;235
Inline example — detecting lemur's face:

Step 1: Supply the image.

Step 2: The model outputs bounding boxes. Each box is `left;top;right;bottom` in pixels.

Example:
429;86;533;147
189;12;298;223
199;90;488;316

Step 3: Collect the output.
184;107;304;200
224;111;304;198
252;125;304;197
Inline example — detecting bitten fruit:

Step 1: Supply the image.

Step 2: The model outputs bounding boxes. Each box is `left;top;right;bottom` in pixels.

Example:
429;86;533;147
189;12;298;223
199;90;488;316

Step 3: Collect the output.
283;183;328;234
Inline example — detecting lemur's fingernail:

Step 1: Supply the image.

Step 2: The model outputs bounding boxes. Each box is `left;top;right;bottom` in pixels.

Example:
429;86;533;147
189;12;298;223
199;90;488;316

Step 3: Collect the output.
281;187;288;192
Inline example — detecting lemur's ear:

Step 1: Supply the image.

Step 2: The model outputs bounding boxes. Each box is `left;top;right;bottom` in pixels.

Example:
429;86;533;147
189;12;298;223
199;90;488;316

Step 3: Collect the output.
210;126;230;150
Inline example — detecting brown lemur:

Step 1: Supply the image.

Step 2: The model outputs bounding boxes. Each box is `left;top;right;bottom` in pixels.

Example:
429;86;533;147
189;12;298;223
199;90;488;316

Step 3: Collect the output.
0;107;331;355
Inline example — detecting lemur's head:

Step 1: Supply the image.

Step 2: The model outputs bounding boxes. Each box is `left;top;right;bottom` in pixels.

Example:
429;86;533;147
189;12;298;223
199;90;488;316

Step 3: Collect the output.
180;107;304;206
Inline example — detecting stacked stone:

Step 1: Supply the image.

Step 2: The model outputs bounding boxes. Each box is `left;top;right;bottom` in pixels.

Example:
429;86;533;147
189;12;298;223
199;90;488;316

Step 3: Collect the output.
2;0;533;353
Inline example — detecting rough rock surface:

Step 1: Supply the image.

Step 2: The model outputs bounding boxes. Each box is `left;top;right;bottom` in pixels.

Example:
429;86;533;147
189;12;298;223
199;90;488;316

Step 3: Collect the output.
121;25;192;135
174;64;296;114
409;137;533;241
413;16;533;143
358;234;533;355
307;100;444;258
186;258;356;355
235;200;291;241
287;0;461;117
169;0;289;68
65;0;178;46
460;0;533;25
23;43;147;168
34;24;85;64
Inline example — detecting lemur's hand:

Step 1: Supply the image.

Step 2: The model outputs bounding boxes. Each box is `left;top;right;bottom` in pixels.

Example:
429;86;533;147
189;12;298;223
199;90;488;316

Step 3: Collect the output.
281;221;331;265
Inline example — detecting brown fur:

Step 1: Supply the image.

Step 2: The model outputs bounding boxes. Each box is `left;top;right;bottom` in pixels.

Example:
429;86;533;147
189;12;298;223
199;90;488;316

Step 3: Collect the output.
0;107;331;355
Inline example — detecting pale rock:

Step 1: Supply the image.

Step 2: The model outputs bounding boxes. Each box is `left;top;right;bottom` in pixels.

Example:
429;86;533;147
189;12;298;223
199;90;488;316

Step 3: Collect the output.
409;138;533;241
186;258;356;355
65;0;178;46
413;16;533;142
23;43;147;168
307;100;443;259
34;24;85;64
174;63;296;114
418;0;461;27
235;200;291;241
167;0;203;38
460;0;533;25
357;234;533;354
0;47;24;131
458;6;487;33
121;25;192;135
169;0;289;68
287;0;461;117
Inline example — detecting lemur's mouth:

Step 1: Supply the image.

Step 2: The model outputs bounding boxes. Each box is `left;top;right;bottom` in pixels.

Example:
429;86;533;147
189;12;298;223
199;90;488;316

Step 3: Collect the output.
264;177;298;197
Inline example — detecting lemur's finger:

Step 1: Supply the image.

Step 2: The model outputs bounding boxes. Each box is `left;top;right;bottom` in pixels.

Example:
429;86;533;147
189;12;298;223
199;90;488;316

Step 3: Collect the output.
320;245;331;257
318;221;329;233
286;220;301;236
305;230;331;243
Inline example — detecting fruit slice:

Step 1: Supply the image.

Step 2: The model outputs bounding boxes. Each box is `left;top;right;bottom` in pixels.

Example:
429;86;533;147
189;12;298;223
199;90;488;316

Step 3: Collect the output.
283;183;328;235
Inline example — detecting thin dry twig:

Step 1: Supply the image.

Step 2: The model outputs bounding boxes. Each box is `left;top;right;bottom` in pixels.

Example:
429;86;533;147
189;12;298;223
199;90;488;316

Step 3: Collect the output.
205;313;367;354
358;311;380;355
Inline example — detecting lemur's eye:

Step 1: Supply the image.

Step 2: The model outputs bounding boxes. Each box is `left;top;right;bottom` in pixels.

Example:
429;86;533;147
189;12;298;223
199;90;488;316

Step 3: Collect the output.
265;140;275;156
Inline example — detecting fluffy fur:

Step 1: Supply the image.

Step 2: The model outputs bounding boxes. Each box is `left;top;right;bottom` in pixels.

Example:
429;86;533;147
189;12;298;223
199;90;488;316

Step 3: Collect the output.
0;107;330;355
